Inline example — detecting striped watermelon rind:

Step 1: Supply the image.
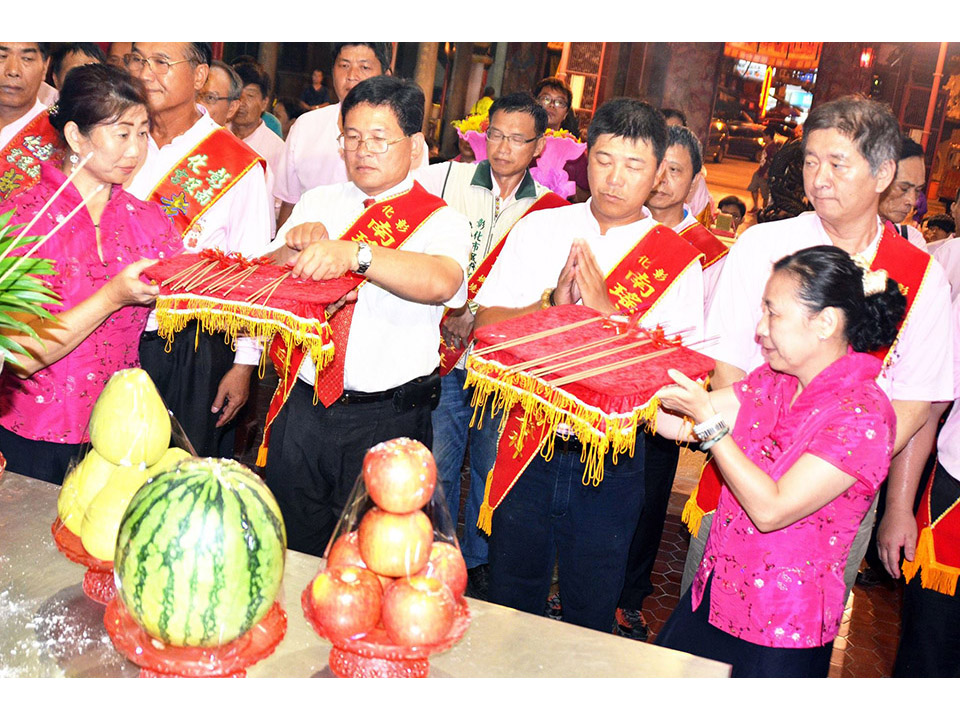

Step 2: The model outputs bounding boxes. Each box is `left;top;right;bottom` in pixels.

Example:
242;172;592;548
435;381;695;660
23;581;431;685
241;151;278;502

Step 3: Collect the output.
114;458;287;647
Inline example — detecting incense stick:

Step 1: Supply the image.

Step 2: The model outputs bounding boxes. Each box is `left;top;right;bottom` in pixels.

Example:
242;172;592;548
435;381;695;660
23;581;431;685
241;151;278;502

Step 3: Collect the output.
160;258;208;287
472;315;605;356
551;346;680;387
204;264;249;293
0;182;104;289
0;151;94;268
220;265;260;297
530;336;661;378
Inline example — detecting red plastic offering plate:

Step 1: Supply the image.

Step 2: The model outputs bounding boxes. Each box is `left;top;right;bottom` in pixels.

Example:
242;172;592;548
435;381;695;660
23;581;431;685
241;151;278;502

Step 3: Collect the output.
103;597;287;678
301;585;471;678
51;518;116;605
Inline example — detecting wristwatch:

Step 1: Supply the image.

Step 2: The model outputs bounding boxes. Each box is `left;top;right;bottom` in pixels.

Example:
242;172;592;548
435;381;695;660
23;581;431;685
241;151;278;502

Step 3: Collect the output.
356;242;372;274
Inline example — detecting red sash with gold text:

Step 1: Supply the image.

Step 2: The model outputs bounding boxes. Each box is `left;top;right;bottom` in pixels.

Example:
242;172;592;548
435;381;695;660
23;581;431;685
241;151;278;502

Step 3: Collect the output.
0;110;61;202
678;220;730;270
476;224;703;534
148;127;265;239
439;190;569;374
682;224;935;535
256;181;446;466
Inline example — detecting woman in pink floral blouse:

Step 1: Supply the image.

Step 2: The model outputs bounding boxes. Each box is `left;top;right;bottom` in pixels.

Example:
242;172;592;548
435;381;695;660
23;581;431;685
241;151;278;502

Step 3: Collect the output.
0;64;181;484
654;245;906;677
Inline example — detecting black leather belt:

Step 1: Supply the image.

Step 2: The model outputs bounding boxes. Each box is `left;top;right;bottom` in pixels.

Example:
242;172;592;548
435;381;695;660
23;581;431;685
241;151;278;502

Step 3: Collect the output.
554;431;584;454
339;369;441;412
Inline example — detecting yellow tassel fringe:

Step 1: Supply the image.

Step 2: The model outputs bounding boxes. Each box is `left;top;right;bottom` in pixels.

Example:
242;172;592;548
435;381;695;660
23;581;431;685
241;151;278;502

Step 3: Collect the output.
464;355;659;487
154;295;335;371
681;486;708;537
902;527;960;596
476;468;495;536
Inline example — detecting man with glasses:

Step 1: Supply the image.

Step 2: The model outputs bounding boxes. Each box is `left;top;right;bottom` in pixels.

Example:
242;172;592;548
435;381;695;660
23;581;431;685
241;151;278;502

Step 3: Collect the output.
0;43;60;203
257;75;470;557
274;42;428;229
414;92;568;598
198;60;241;128
535;77;589;202
125;42;272;459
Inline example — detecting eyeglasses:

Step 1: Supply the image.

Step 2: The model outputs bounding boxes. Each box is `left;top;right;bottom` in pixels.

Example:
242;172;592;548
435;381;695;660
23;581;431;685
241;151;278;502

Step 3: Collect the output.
338;133;407;154
199;91;238;104
538;95;569;110
485;127;540;148
124;53;191;76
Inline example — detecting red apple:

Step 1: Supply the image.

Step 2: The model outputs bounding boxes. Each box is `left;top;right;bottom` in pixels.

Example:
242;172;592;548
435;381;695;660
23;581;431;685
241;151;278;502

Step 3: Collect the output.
310;565;383;641
358;507;433;577
363;438;437;513
413;541;467;601
326;530;367;570
382;576;456;646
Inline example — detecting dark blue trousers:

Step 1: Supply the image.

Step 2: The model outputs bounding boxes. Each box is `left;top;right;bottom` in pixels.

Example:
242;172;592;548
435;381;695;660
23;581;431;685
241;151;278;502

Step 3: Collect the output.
487;440;645;632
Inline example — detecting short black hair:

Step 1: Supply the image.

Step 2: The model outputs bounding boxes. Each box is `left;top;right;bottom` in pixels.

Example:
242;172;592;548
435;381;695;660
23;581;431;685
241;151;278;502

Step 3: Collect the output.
899;135;924;161
49;63;149;140
488;92;547;137
667;125;702;176
661;108;686;126
35;43;50;59
341;75;423;137
482;86;495;99
803;95;901;175
274;96;305;121
925;213;956;235
718;195;746;217
333;43;392;75
587;98;668;164
50;43;105;80
535;77;572;107
234;61;270;99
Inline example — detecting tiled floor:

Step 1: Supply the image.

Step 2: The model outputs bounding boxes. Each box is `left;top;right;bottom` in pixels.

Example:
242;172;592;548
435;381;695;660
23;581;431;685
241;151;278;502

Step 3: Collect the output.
237;374;904;677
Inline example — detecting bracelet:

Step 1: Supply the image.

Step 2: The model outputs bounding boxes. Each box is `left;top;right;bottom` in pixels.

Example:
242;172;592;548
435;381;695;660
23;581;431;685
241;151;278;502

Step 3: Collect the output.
693;413;724;441
541;287;556;309
700;426;731;451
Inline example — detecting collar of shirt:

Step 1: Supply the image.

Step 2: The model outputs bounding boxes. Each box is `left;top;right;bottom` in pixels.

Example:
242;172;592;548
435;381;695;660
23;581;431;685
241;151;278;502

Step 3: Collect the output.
0;97;47;148
351;174;415;206
582;197;653;236
469;160;538;201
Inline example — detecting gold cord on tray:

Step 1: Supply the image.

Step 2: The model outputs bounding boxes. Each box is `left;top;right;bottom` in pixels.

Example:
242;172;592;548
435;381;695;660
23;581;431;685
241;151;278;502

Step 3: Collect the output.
472;315;607;356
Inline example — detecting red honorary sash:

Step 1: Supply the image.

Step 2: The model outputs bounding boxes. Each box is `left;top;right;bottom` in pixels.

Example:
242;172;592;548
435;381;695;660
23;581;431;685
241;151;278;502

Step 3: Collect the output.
682;224;935;535
678;220;730;270
0;110;61;202
902;464;960;596
439;190;569;374
475;224;703;534
148;127;265;239
256;181;446;466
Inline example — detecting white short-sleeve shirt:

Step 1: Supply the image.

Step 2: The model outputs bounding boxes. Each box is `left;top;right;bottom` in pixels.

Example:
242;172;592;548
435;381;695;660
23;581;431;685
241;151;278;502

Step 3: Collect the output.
935;295;960;480
705;211;954;402
673;206;726;316
261;176;470;392
235;120;286;238
475;200;704;342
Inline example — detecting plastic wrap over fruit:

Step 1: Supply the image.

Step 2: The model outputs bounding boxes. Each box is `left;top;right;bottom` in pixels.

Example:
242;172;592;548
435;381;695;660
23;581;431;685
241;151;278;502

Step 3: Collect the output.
54;368;197;568
305;437;468;649
112;458;287;650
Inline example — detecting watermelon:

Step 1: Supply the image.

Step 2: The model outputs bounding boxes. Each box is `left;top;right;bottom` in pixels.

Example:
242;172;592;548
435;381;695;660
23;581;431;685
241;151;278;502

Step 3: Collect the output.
114;458;287;647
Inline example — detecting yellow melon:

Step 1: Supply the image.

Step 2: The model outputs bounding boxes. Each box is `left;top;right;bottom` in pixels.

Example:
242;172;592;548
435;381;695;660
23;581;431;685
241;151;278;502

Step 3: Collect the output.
80;464;152;562
88;369;171;466
146;447;192;478
60;449;117;535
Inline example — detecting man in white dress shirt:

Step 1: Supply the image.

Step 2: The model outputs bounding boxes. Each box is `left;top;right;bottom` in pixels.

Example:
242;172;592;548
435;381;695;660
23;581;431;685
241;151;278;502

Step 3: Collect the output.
474;98;704;632
259;75;470;556
125;42;272;458
273;42;428;229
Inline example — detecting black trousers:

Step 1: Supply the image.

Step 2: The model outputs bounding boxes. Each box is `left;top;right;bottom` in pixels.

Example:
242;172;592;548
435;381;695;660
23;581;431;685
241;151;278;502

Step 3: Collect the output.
0;425;83;485
655;576;834;678
139;324;236;459
893;463;960;678
618;432;682;609
263;378;436;558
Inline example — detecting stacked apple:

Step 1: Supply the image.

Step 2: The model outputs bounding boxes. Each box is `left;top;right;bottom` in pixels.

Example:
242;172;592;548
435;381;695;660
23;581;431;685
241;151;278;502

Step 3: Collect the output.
310;438;467;647
56;368;190;561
